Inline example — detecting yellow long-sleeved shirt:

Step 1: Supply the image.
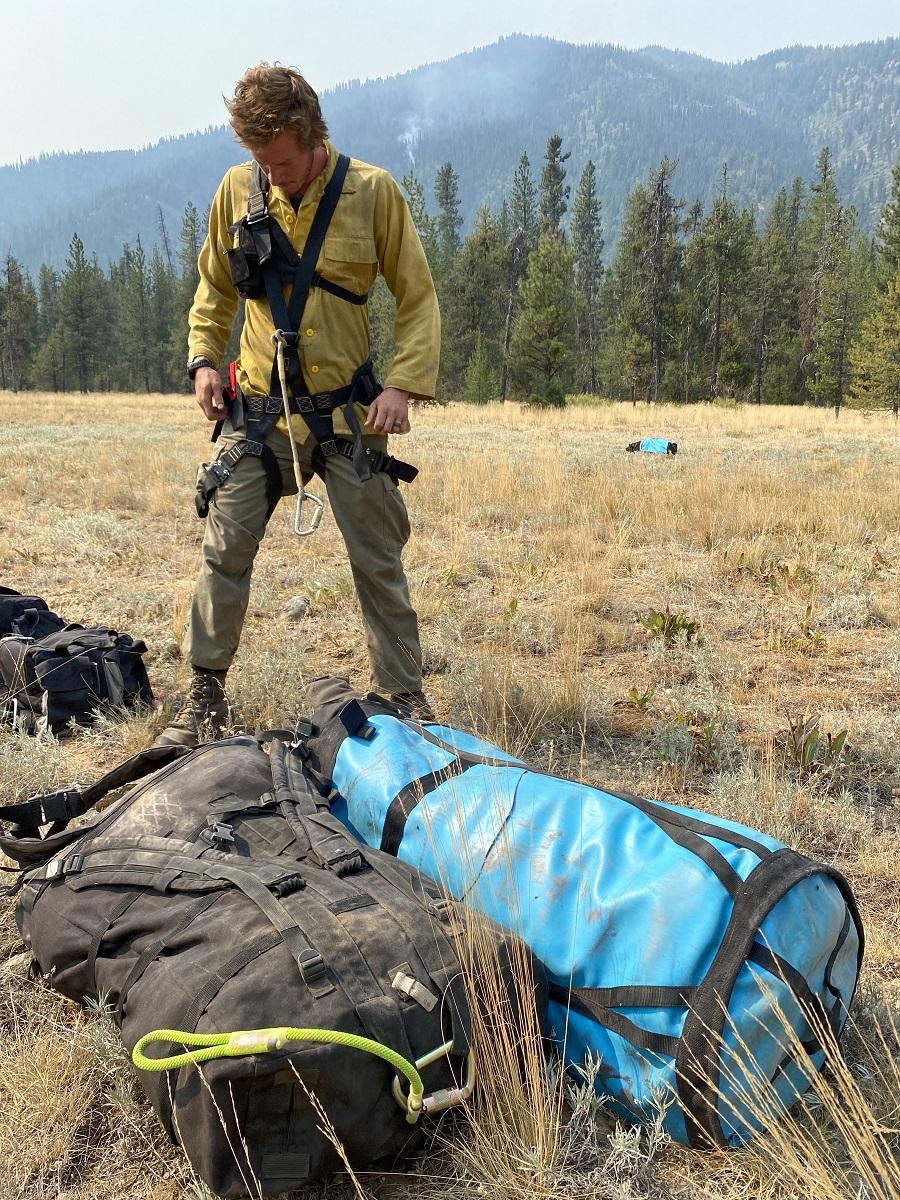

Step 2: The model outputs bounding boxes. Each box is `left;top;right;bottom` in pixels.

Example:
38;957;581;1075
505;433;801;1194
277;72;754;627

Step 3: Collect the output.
188;140;441;440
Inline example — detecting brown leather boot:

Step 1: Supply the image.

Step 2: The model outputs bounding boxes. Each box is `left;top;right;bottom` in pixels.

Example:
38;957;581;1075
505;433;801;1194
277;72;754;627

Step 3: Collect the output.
154;667;229;748
388;690;436;722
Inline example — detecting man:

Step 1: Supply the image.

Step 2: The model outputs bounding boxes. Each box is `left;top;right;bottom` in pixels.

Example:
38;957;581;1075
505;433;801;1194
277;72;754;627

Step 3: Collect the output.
157;63;439;747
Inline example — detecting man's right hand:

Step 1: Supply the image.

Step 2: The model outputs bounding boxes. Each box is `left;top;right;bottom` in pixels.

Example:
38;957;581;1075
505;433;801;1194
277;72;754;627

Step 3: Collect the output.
195;367;228;421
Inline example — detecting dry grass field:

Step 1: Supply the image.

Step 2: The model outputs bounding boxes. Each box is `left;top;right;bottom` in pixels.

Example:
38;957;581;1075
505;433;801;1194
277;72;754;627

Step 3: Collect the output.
0;391;898;1200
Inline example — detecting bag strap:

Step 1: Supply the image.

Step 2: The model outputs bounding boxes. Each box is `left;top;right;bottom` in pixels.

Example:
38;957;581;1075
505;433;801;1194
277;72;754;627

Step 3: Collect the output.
0;744;191;867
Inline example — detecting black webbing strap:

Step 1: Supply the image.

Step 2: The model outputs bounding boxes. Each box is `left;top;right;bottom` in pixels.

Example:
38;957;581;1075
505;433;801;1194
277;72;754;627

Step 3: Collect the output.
262;154;351;393
0;788;86;830
746;941;839;1042
115;891;222;1022
86;890;143;985
380;758;475;855
197;431;283;519
675;849;863;1149
286;154;351;333
311;270;368;304
576;984;698;1009
555;985;680;1060
0;743;190;871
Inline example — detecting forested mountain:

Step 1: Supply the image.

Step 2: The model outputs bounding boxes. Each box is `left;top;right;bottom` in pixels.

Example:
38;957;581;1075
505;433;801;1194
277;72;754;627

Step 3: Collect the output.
1;34;898;272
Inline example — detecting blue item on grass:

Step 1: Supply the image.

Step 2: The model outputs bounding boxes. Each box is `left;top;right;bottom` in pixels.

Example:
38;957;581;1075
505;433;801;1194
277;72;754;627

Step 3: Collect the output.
299;679;863;1150
626;438;678;454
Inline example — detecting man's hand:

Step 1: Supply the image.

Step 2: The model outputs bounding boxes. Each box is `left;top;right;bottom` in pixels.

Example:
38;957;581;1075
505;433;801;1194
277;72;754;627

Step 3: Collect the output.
365;386;411;435
195;367;227;421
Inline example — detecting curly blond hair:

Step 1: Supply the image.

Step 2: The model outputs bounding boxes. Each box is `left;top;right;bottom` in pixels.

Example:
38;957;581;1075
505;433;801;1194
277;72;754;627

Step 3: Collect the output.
225;63;328;151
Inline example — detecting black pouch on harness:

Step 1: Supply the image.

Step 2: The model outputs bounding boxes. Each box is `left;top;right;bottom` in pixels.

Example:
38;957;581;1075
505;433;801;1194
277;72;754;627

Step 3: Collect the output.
226;222;268;300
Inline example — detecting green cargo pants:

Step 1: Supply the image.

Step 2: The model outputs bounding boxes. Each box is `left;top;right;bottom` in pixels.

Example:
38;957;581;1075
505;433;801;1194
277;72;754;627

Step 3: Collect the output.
183;424;423;693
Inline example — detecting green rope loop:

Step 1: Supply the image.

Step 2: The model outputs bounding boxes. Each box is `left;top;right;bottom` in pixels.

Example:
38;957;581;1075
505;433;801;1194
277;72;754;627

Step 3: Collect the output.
132;1026;425;1121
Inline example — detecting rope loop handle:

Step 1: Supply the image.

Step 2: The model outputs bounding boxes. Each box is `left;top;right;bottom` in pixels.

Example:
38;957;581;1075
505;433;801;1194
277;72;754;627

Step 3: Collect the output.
133;1025;426;1123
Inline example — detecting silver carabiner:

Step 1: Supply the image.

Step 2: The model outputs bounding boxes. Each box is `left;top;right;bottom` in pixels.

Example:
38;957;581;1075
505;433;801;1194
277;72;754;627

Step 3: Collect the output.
293;488;326;537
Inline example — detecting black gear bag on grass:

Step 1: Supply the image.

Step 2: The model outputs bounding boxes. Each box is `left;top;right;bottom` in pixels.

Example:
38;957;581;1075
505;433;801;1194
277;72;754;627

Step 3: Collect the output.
0;586;65;639
0;734;548;1198
0;624;152;736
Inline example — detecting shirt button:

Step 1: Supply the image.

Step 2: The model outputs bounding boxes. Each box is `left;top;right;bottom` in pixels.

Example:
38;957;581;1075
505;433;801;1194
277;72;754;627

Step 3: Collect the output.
306;328;315;337
310;364;320;374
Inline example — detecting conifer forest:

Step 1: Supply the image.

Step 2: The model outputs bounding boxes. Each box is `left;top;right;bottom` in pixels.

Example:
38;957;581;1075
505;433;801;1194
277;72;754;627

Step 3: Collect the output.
1;141;899;414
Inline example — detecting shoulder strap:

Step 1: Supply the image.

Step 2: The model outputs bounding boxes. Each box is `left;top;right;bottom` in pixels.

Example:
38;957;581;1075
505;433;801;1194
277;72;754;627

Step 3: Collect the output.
261;153;352;345
0;743;191;870
248;161;269;221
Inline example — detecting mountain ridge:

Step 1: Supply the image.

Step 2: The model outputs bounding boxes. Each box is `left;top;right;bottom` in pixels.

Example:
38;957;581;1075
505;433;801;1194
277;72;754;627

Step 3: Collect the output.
2;33;897;272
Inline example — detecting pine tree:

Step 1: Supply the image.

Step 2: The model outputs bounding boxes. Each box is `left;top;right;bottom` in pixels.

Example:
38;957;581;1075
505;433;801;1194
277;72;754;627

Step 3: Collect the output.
508;232;577;406
604;161;681;403
849;270;900;416
692;166;756;399
510;153;539;254
440;207;506;397
675;200;706;403
645;158;682;402
118;239;152;392
874;160;900;289
817;210;873;414
401;171;438;263
0;254;38;392
149;247;177;391
800;148;842;404
500;153;540;401
462;331;498;404
434;162;463;281
169;201;203;386
33;264;64;391
751;187;805;403
571;160;604;393
59;233;105;393
539;134;570;239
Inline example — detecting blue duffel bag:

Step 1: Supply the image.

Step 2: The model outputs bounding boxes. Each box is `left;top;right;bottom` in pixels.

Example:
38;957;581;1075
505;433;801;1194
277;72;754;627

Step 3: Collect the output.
297;678;863;1150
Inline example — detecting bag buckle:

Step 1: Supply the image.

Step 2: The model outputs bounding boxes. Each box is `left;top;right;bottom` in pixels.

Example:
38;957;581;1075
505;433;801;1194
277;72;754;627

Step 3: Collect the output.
207;822;235;848
297;948;333;996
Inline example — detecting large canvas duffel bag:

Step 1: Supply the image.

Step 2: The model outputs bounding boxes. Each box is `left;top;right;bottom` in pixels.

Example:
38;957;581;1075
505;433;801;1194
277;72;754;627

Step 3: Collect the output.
297;678;864;1151
0;735;547;1197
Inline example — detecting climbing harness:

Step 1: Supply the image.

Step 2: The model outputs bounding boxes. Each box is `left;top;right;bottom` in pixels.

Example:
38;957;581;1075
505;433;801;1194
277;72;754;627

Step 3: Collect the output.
195;152;417;532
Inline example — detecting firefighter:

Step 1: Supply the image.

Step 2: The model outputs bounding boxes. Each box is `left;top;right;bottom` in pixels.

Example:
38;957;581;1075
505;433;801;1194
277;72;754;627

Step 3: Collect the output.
157;63;439;747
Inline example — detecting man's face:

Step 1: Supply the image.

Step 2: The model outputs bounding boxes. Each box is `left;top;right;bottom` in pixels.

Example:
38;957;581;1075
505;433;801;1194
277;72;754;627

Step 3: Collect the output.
253;131;315;194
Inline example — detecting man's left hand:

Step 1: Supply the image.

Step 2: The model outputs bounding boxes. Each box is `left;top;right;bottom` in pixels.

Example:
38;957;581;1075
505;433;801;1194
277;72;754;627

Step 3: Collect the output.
365;387;411;435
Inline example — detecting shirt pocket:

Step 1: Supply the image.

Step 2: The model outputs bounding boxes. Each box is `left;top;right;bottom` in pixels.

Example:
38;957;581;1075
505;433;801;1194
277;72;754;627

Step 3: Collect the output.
320;235;378;295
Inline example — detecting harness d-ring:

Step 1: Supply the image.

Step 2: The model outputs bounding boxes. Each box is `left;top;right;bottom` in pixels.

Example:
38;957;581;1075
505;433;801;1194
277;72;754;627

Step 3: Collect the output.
272;329;326;537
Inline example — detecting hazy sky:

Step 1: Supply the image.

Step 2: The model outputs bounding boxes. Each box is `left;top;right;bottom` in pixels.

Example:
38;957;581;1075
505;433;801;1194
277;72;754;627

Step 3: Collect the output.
1;0;897;166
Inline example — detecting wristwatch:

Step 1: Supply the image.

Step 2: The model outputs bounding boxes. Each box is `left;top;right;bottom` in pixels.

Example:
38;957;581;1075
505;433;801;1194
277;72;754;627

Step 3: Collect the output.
187;356;216;380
